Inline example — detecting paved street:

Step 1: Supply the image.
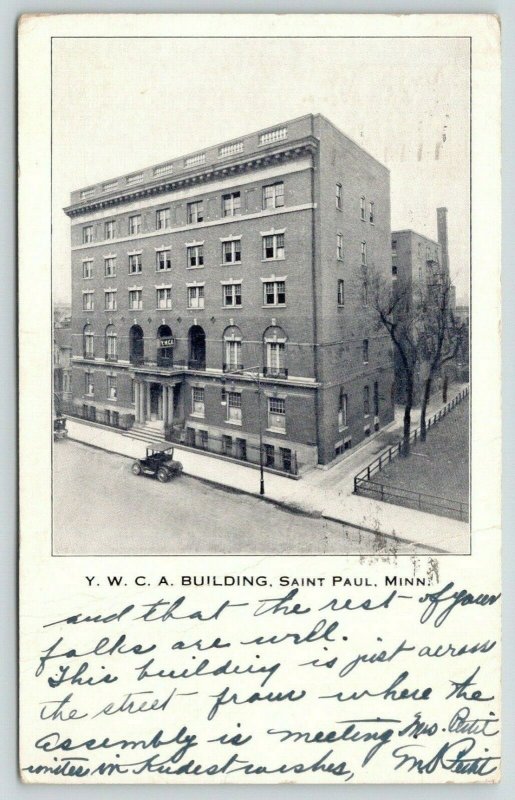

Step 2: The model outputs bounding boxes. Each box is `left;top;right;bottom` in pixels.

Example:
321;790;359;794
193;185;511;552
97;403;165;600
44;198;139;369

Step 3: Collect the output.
53;440;416;556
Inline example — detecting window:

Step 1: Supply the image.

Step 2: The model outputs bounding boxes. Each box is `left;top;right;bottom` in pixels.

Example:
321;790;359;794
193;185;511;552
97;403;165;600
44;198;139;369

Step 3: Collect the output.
222;435;233;456
223;283;242;307
266;341;285;374
156;208;171;230
363;385;370;416
105;220;115;240
225;339;242;370
227;392;242;423
107;375;117;400
338;279;345;306
264;443;275;467
129;215;141;235
262;182;284;210
156;287;172;310
187;285;204;309
392;264;398;277
82;291;94;311
200;430;209;450
104;257;116;277
361;241;367;266
264;280;286;306
336;183;342;210
337;234;344;261
369;202;375;224
262;233;285;260
362;339;369;364
192;387;205;417
83;325;94;358
84;371;94;396
187;245;204;268
156;250;171;271
82;226;93;244
392;239;397;250
362;280;369;307
106;326;117;360
128;254;142;274
268;397;286;431
338;391;348;430
280;447;293;473
222;239;241;264
360;196;366;221
83;260;93;279
128;290;142;310
105;291;117;311
187;201;203;224
222;192;241;217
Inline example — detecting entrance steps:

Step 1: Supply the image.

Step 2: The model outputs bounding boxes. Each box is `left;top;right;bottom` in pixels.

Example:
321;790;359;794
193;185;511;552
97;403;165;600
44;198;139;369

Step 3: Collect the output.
123;423;167;445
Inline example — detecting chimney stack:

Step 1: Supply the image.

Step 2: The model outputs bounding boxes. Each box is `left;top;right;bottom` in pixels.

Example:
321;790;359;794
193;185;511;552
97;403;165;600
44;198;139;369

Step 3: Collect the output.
437;207;449;278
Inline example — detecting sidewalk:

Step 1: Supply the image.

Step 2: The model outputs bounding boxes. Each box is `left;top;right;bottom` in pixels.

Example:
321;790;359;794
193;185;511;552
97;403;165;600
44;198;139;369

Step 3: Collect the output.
65;381;470;555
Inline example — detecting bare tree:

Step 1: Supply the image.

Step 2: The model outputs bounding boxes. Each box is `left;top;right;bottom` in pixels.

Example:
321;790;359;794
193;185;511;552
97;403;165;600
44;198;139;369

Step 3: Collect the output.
371;272;420;456
418;279;466;441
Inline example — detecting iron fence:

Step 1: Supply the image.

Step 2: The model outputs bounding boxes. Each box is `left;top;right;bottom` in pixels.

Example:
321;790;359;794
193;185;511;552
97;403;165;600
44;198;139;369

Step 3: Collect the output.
354;387;469;488
353;387;469;521
354;477;468;522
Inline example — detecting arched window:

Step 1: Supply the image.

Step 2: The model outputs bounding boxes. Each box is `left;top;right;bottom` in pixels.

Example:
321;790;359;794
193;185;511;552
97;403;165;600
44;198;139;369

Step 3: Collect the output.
83;324;94;359
188;325;206;370
105;325;117;361
223;325;243;373
129;325;144;365
157;324;173;367
263;325;287;378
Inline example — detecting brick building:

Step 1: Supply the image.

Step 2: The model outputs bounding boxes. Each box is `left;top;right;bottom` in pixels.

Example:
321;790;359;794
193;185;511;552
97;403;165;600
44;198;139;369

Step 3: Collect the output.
391;208;457;402
53;323;72;413
64;114;394;470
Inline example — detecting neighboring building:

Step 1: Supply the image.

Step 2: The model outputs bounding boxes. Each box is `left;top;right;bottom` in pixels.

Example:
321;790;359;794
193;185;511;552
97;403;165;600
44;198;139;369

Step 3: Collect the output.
391;208;458;402
454;304;470;381
64;114;394;471
53;322;72;413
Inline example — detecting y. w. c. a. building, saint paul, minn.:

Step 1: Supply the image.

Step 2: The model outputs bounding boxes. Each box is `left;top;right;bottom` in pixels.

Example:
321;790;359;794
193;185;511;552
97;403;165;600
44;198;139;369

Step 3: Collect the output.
64;114;395;472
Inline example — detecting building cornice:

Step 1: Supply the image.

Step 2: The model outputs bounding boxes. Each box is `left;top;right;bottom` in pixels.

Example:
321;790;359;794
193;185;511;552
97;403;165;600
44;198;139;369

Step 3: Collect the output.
64;138;318;219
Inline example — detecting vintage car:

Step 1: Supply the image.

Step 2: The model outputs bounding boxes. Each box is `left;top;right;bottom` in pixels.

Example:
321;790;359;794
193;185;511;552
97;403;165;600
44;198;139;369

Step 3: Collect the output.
131;445;183;483
53;415;68;441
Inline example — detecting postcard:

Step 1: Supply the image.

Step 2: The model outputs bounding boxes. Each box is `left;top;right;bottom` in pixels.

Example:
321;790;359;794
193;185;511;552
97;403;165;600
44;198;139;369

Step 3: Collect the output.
18;13;501;784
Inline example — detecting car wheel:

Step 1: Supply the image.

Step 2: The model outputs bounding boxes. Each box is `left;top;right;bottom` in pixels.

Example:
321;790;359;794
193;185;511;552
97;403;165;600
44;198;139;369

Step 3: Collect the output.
132;462;142;475
157;468;169;483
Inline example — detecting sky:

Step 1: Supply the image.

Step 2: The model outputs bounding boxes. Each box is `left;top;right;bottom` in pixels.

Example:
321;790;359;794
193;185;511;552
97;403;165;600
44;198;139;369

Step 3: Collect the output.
52;36;470;304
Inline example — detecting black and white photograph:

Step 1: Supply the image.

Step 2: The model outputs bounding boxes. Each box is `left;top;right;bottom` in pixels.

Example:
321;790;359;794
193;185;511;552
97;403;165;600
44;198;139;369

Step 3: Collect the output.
51;34;471;557
18;13;502;787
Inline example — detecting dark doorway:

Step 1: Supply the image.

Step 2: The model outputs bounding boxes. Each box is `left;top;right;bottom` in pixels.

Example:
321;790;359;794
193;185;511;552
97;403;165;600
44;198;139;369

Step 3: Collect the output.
157;325;173;367
150;383;161;420
130;325;144;364
188;325;206;370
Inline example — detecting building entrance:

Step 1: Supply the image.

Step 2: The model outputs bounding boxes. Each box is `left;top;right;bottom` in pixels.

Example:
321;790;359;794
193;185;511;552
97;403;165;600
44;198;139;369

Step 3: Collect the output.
149;383;162;420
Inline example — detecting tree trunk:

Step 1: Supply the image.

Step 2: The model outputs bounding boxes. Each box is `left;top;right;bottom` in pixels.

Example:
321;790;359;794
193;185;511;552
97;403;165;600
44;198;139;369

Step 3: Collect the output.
420;376;432;442
402;380;414;456
442;373;449;403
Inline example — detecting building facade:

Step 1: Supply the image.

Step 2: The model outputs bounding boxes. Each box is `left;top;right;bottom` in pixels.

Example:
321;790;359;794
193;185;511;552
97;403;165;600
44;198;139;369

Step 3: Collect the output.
391;208;457;402
65;114;394;470
53;323;72;413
